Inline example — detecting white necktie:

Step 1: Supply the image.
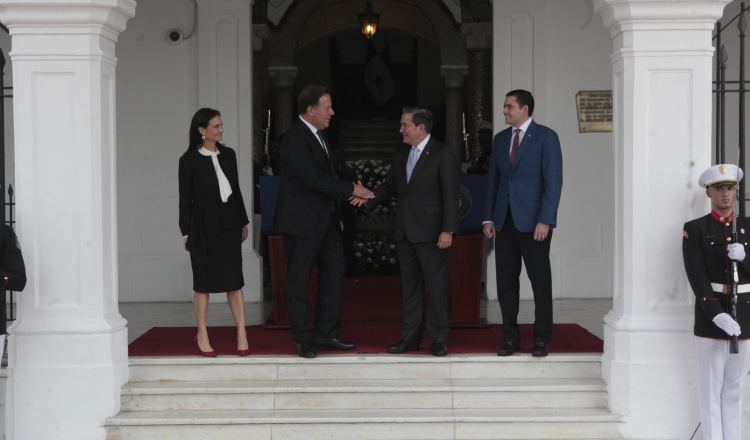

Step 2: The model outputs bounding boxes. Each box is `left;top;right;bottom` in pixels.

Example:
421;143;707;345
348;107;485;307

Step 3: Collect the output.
406;146;419;182
198;147;233;203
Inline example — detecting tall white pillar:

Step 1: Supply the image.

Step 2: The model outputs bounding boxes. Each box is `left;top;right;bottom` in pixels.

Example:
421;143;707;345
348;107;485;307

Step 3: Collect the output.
593;1;729;437
197;0;263;302
0;1;135;439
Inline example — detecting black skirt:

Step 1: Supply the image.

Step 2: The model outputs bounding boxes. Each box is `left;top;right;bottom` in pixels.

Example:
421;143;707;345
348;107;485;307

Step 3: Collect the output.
190;227;244;293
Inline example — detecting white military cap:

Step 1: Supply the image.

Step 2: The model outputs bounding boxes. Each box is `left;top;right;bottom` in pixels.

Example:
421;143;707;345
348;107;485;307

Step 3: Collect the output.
699;164;744;188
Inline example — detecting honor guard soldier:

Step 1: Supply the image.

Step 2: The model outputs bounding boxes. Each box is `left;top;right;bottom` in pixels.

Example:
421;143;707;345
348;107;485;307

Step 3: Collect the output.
683;164;750;440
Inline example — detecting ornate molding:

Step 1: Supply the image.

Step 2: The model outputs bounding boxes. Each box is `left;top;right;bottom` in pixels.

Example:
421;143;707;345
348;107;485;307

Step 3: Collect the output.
268;65;298;88
462;23;492;50
440;65;468;88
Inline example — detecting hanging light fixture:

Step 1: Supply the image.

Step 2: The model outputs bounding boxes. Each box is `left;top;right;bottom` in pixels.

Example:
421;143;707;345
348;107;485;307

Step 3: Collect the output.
358;1;380;39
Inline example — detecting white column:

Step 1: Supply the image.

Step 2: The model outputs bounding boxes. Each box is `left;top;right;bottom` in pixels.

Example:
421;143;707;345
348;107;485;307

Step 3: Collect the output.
197;0;263;302
0;1;135;439
593;1;729;438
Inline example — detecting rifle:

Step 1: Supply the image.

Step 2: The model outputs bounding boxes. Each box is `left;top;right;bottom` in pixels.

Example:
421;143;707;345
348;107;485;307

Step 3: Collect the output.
462;112;470;163
731;173;740;354
263;109;272;176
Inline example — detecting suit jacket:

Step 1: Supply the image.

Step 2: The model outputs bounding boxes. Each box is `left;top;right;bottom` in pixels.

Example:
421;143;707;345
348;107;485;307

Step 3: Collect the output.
274;117;353;239
178;146;250;265
683;213;750;339
483;120;563;232
0;224;26;292
370;136;460;243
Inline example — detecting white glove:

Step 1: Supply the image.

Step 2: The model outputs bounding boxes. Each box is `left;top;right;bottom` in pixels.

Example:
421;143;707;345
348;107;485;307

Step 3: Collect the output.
729;243;746;261
714;313;742;336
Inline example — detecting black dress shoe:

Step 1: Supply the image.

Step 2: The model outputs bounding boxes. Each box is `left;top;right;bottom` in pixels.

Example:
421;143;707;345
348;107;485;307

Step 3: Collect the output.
313;338;356;351
431;343;448;357
532;342;549;357
297;342;317;358
386;340;420;354
497;341;521;356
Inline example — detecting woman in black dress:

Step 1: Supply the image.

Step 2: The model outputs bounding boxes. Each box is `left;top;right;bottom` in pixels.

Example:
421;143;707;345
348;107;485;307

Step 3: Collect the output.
179;108;250;356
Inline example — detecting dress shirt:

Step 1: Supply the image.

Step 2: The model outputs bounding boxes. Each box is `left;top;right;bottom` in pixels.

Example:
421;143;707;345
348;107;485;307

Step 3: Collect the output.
411;134;431;163
509;117;533;155
300;116;329;156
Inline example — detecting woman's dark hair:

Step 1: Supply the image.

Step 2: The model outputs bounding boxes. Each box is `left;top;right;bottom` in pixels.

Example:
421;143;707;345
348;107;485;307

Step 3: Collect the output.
187;108;223;152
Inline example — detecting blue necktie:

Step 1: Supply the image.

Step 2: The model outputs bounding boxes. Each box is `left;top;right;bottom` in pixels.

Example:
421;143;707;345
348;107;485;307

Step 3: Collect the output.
406;146;419;182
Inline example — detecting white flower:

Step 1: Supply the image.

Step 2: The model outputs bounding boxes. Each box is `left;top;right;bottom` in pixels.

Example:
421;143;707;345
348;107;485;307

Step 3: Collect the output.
382;207;389;212
389;258;396;265
368;249;373;254
390;244;395;249
367;257;372;262
377;241;383;245
381;256;386;261
355;252;361;257
357;243;364;248
364;168;370;173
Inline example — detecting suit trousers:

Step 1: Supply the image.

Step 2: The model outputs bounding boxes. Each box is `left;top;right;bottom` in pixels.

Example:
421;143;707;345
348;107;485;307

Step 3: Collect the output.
281;217;345;344
495;208;553;343
695;337;750;440
396;239;450;344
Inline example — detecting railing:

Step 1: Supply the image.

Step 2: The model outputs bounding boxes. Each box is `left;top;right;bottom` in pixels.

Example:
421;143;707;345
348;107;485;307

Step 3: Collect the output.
714;3;750;216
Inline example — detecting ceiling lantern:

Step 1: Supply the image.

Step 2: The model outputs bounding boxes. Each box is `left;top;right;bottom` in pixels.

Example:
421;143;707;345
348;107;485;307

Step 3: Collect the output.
358;1;380;39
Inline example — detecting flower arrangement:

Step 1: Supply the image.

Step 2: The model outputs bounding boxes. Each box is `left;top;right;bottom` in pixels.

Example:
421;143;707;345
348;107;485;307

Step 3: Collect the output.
352;231;400;276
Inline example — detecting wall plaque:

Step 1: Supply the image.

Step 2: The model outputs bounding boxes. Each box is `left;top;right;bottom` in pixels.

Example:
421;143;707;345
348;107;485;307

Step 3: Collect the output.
575;90;613;133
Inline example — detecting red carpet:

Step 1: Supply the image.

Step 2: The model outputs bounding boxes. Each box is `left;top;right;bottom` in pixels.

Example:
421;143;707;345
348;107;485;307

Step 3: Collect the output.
128;322;603;356
129;276;602;356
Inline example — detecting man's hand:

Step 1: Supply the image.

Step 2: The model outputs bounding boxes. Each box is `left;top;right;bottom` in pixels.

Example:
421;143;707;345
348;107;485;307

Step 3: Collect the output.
352;180;375;199
729;243;746;261
483;222;495;239
183;236;189;252
349;195;368;207
340;221;344;231
437;232;453;249
241;226;249;243
533;222;550;242
714;312;742;336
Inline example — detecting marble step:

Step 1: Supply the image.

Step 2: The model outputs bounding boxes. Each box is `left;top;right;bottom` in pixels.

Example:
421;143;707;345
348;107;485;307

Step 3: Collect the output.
120;378;608;412
128;354;603;383
106;408;622;440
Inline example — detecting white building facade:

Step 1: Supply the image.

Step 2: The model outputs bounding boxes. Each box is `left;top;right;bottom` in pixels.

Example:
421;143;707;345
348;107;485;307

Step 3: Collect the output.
0;0;739;438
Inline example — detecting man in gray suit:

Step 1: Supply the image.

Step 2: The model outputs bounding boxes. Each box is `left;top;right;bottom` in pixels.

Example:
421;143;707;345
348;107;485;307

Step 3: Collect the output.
353;107;460;356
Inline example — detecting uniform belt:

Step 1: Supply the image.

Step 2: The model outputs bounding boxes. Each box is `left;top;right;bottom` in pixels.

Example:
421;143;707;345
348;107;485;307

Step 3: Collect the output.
711;283;750;294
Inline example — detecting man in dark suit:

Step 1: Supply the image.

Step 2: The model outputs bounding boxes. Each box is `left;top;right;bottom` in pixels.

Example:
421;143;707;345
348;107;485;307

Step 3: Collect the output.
274;85;374;358
354;107;460;356
483;89;563;357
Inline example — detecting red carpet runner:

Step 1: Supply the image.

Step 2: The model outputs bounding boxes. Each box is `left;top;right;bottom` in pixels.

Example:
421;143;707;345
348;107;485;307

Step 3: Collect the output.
129;276;603;356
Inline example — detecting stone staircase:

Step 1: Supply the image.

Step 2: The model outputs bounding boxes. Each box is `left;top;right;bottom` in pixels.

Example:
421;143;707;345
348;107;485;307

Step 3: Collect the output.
105;354;622;440
339;119;403;160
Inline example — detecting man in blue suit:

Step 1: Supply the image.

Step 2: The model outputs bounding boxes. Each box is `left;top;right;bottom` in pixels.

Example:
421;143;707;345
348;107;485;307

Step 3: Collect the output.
483;89;563;357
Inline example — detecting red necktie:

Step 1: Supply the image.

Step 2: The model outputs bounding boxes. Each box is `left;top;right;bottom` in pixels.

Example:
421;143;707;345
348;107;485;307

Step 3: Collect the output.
510;128;520;165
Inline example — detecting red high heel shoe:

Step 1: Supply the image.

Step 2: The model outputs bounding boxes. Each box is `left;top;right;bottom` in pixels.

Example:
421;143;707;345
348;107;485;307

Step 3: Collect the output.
194;336;217;357
237;337;250;356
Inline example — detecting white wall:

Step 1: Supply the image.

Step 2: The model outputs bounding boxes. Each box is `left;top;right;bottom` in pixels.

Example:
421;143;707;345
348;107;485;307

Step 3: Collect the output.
116;0;200;302
492;0;614;299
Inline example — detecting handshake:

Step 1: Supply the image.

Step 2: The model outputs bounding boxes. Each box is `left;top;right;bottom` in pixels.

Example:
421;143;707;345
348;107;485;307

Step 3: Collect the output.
349;181;375;207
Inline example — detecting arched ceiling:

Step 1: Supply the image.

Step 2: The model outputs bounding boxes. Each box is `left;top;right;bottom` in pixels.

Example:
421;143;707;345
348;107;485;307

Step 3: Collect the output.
297;0;439;52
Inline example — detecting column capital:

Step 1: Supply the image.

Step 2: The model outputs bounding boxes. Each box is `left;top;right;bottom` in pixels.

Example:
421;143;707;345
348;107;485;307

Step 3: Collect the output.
269;65;298;88
461;23;492;50
253;23;269;52
440;65;468;88
0;0;136;35
594;0;730;38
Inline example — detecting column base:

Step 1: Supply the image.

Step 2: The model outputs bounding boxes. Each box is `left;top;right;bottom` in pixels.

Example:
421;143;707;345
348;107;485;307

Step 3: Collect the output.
7;324;128;440
603;314;698;439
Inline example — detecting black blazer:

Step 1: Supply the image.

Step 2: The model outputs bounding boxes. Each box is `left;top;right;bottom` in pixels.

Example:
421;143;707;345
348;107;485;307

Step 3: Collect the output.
274;117;353;239
0;225;26;292
370;136;460;243
683;213;750;339
178;146;249;265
